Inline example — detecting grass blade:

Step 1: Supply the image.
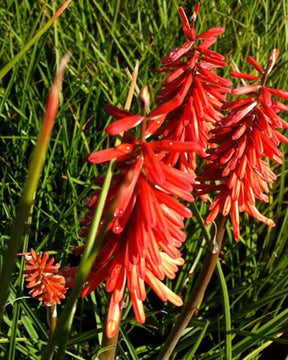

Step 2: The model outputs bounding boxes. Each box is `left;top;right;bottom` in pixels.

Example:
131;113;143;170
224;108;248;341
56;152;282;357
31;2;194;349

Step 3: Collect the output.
216;261;232;360
0;1;71;80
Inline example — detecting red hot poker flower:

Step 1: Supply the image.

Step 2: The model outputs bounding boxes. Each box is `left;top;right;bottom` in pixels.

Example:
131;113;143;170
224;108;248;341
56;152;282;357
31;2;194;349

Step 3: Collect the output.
22;248;66;306
197;49;288;240
64;106;203;338
151;3;231;173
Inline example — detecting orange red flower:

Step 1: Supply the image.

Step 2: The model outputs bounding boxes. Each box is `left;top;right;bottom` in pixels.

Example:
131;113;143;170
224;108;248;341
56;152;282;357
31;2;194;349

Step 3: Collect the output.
22;248;66;306
61;6;288;341
63;98;205;337
197;49;288;240
153;3;231;173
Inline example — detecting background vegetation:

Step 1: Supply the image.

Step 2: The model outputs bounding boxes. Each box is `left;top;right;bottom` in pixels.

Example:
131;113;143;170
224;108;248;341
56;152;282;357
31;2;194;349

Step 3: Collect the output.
1;0;288;358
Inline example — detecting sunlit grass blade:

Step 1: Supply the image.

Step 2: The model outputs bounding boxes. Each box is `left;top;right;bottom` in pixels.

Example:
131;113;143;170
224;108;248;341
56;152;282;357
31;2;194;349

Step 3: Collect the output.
216;261;232;360
0;0;71;81
183;320;210;360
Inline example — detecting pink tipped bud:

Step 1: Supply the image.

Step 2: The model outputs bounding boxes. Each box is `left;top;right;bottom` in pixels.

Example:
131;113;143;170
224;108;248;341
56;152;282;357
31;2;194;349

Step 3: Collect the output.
42;54;70;144
194;2;201;15
179;7;190;28
191;2;201;22
232;84;261;95
54;0;72;20
247;56;264;74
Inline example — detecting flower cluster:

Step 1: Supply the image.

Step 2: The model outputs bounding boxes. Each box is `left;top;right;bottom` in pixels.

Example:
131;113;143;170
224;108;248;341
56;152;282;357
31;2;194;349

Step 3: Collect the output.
197;49;288;240
22;248;66;306
64;84;205;337
62;6;233;338
63;3;287;339
153;3;231;174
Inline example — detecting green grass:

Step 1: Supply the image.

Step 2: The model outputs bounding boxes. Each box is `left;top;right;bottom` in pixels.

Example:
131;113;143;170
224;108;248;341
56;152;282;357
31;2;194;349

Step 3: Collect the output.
1;0;288;359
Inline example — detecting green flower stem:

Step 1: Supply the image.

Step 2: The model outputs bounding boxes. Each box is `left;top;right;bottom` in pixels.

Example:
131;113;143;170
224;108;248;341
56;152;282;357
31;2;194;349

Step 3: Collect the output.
0;1;71;81
192;203;232;358
99;321;121;360
42;60;140;360
157;215;227;360
0;57;69;317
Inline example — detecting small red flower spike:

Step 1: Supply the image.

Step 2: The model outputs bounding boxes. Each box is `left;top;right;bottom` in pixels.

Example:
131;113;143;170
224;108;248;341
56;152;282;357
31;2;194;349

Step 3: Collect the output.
197;49;288;240
22;249;66;306
152;4;231;174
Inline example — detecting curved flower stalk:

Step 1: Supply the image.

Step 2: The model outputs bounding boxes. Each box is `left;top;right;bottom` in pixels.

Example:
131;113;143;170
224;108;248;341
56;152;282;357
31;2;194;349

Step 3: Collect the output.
63;92;205;338
152;3;231;173
197;49;288;240
21;248;66;306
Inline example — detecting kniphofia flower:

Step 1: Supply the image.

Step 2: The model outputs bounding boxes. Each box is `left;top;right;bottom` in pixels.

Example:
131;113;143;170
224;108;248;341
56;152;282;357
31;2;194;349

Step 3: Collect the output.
152;3;231;173
197;49;288;240
22;248;66;306
64;97;204;338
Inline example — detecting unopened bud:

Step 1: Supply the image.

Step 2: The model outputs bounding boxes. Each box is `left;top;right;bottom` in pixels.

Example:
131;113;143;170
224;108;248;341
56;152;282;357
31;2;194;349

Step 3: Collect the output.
266;48;279;76
138;86;150;110
191;2;200;22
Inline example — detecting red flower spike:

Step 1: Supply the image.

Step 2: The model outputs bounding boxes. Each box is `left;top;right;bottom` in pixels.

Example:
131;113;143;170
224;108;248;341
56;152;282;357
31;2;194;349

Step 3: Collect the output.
22;249;66;306
151;5;231;174
64;105;196;337
198;49;287;240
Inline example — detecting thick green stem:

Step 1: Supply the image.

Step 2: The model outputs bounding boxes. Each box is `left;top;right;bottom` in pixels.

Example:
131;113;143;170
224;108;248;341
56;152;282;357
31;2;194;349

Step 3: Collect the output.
157;215;227;360
99;320;121;360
